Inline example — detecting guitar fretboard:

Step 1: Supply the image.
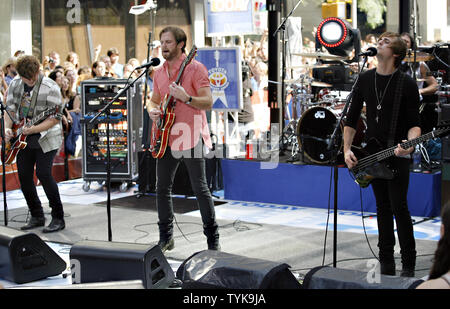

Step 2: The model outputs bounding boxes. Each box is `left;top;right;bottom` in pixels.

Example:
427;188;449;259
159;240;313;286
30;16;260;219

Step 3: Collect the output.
353;127;449;172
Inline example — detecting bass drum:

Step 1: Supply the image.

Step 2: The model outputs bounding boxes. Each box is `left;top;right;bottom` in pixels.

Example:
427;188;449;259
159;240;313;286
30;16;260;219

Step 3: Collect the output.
297;106;366;164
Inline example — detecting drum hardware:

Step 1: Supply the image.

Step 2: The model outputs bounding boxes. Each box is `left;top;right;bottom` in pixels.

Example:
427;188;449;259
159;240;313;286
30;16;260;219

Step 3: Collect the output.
279;120;301;162
404;51;434;62
286;64;330;70
311;81;333;87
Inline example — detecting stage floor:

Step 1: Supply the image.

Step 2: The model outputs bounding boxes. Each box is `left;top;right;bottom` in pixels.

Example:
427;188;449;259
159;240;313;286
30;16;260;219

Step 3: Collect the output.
0;178;442;289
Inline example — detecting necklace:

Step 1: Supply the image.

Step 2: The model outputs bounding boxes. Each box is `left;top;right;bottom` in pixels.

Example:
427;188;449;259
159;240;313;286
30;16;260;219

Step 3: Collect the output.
374;69;397;123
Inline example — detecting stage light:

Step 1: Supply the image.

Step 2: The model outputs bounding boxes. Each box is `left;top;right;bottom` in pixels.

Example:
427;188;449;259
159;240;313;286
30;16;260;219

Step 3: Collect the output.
315;17;361;61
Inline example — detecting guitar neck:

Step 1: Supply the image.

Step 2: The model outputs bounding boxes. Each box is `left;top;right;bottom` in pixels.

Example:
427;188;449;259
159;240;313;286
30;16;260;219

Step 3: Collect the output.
161;46;197;112
17;109;57;135
355;129;445;170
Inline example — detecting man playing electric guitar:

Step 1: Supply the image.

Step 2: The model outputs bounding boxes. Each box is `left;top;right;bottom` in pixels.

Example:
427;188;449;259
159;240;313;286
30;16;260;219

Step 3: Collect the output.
343;32;421;277
4;55;66;233
147;26;220;252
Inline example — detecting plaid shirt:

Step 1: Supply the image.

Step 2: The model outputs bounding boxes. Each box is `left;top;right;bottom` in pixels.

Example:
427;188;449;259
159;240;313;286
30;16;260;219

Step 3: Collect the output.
6;75;64;153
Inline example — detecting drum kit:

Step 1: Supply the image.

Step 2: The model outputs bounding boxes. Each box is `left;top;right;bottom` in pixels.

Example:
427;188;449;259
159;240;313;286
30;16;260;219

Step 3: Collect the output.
280;51;363;164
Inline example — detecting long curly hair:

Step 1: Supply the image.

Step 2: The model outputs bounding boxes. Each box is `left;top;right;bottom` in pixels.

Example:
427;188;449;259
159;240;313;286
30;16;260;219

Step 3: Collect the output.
429;205;450;279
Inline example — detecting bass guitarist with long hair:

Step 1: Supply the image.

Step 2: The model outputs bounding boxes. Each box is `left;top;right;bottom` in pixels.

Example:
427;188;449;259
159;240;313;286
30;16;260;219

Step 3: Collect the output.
147;26;220;252
343;32;421;277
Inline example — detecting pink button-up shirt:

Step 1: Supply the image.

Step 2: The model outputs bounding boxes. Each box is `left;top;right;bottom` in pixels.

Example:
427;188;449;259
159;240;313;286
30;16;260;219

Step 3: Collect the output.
153;54;213;151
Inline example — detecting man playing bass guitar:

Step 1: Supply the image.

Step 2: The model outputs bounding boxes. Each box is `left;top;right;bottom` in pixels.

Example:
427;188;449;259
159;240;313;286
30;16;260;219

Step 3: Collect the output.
4;55;66;233
343;32;421;277
147;26;220;252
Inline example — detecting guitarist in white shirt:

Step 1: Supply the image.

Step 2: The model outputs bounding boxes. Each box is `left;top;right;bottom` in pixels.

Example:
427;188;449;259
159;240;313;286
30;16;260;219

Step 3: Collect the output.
343;32;421;277
4;55;66;233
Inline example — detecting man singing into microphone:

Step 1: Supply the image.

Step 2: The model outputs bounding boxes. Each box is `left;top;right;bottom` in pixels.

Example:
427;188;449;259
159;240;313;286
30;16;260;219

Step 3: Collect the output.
147;26;220;252
343;32;421;277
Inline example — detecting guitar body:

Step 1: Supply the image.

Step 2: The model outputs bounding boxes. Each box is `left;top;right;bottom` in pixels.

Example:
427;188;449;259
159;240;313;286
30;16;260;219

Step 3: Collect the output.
4;132;28;165
149;45;198;159
351;138;395;188
151;104;176;159
1;106;61;165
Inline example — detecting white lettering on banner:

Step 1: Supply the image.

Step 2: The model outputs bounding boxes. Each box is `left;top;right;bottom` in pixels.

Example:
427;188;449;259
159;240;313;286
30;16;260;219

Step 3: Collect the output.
210;0;250;12
66;0;81;24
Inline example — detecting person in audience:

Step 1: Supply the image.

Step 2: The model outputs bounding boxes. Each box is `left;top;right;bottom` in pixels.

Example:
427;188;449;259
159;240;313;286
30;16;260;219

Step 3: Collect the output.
417;205;450;289
48;51;60;71
2;57;18;86
92;60;107;78
107;47;124;78
66;51;80;70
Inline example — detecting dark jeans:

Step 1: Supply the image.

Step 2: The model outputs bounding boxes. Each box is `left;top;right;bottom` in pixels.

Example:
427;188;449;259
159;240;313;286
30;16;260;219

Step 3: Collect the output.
156;145;218;241
16;146;64;219
371;157;416;268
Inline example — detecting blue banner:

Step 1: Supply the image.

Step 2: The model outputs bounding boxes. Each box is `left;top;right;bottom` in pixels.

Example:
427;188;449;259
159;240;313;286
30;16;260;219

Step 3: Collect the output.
204;0;254;37
196;47;242;110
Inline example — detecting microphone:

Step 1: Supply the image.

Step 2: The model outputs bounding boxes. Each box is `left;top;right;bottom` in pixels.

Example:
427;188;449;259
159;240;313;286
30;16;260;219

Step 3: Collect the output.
358;47;377;57
136;58;161;70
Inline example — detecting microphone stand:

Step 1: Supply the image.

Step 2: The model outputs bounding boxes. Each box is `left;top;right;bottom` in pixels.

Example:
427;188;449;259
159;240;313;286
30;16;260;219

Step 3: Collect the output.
0;97;17;226
326;55;369;267
273;0;304;134
89;68;150;241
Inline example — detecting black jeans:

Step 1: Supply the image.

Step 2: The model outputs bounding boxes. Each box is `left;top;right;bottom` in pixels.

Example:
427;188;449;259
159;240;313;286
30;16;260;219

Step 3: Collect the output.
371;157;416;268
156;145;218;241
16;145;64;220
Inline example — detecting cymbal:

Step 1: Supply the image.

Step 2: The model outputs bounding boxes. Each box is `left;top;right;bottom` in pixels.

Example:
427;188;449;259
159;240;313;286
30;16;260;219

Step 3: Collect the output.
291;52;348;60
404;52;434;62
286;64;330;70
311;81;333;87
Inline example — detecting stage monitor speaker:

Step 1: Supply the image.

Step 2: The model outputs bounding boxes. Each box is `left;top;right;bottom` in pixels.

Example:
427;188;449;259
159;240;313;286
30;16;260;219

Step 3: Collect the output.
176;250;302;289
303;266;423;289
69;240;174;289
0;226;67;284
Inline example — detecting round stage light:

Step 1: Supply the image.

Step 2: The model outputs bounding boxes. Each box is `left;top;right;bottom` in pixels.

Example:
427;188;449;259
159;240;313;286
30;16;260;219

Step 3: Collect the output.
316;17;360;59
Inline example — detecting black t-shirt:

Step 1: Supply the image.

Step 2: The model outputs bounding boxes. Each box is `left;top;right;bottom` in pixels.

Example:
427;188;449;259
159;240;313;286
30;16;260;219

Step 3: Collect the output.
345;68;421;148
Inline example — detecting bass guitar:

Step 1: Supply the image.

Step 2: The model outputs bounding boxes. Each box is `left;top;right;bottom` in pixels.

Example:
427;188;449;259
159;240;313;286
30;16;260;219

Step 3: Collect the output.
350;122;450;188
3;106;62;165
150;45;198;159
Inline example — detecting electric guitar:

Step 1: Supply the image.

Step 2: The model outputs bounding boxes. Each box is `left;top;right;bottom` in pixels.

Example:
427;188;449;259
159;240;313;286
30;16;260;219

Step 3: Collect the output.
150;45;198;159
3;106;62;165
350;122;450;188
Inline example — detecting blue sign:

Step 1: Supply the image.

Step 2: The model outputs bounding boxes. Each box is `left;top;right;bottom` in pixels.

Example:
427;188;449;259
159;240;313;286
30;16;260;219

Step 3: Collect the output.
196;47;243;111
204;0;254;37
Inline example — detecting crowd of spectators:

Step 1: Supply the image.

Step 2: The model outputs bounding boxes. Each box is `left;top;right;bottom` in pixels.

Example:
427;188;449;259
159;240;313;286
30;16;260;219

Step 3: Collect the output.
0;44;163;158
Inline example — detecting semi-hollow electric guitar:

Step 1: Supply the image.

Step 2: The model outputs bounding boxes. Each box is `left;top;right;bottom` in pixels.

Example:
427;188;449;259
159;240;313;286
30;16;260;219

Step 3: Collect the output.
350;121;450;188
3;106;61;165
150;45;198;159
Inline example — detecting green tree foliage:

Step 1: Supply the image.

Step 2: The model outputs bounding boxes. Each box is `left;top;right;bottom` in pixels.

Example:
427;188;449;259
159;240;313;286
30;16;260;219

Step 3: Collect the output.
357;0;387;29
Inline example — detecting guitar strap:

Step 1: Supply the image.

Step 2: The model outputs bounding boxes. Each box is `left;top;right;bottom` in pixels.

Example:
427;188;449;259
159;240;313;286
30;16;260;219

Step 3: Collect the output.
26;73;44;119
386;71;406;147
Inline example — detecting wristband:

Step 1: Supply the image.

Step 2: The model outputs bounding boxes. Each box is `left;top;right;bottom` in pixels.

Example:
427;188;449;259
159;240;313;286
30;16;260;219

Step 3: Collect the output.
186;96;193;105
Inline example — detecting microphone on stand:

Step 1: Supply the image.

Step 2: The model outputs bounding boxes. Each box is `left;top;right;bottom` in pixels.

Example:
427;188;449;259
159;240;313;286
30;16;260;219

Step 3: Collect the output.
136;58;161;70
358;47;378;57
